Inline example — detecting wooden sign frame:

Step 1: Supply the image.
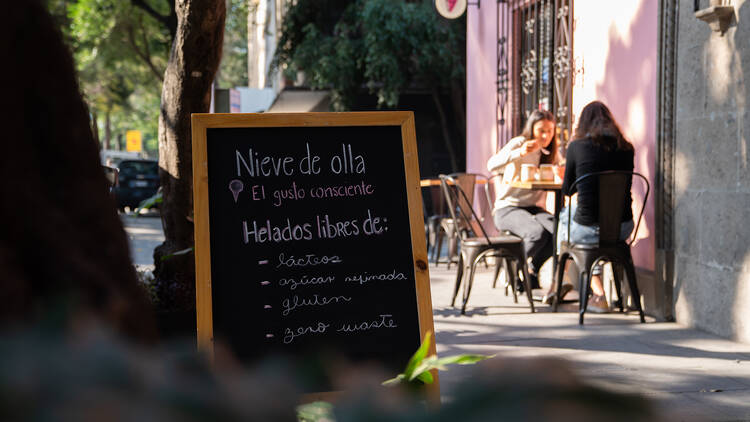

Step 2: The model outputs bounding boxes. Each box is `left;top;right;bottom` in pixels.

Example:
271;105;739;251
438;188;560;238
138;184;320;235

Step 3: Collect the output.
191;111;438;402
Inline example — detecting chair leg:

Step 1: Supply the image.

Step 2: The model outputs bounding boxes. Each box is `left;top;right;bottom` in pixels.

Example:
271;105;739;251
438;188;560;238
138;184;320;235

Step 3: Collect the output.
502;259;513;295
624;260;646;323
461;260;479;315
434;230;444;266
579;270;590;325
518;260;535;313
447;235;457;269
552;255;567;312
491;259;502;288
611;263;625;312
427;222;434;253
450;253;464;307
510;261;519;304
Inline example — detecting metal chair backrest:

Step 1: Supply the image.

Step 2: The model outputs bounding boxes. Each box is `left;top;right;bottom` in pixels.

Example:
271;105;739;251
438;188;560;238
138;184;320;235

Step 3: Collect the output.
439;174;492;244
567;170;650;246
483;172;506;215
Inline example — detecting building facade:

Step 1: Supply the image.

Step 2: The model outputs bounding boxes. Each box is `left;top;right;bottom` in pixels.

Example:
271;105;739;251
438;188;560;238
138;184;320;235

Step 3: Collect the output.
467;0;660;311
467;0;749;341
667;0;750;342
467;0;750;342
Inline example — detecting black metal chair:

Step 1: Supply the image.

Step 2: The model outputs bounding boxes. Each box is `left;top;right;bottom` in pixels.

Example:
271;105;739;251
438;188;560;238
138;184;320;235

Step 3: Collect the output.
434;173;486;269
440;174;535;314
552;170;649;324
421;180;447;262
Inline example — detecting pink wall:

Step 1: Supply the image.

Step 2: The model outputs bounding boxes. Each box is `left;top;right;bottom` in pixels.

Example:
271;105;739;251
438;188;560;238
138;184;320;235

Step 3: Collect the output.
572;0;657;270
465;1;502;225
466;1;499;177
465;0;658;271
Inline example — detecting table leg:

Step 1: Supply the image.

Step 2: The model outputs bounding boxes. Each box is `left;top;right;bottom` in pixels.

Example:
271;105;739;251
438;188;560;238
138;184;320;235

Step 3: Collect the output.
551;190;562;288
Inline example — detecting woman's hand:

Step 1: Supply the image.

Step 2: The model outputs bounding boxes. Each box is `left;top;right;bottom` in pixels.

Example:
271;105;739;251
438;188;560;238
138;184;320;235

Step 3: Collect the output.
520;140;540;156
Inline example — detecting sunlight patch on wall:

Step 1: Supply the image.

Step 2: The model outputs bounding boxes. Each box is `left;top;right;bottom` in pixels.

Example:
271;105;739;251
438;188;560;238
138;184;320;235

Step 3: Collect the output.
626;96;647;144
706;39;734;105
571;0;612;112
733;267;750;342
607;1;641;47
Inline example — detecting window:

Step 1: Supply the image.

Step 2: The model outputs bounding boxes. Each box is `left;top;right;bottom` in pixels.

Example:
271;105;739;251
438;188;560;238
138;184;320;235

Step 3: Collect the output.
496;0;572;150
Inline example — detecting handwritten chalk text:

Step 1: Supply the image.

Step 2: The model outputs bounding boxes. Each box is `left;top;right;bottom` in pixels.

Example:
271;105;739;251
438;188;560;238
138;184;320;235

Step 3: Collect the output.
337;314;398;333
276;253;343;268
281;294;352;316
279;275;336;290
283;321;330;344
345;270;407;285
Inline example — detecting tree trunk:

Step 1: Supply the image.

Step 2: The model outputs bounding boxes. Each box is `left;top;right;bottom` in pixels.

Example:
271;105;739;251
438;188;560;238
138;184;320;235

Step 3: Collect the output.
104;107;112;150
153;0;226;314
431;87;459;173
91;109;100;150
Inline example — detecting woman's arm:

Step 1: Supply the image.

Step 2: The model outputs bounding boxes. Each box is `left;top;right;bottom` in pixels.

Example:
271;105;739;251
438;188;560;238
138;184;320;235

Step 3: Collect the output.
561;141;577;195
487;136;526;174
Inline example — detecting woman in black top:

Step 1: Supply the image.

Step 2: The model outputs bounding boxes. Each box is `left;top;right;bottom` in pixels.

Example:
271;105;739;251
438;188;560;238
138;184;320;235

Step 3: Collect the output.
557;101;635;312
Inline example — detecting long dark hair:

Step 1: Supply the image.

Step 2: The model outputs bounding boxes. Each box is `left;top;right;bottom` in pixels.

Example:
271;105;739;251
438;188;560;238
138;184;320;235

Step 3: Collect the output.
573;101;633;151
519;110;557;164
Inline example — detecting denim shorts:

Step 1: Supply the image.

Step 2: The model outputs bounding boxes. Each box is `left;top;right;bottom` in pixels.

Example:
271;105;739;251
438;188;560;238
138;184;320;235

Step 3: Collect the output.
556;203;634;251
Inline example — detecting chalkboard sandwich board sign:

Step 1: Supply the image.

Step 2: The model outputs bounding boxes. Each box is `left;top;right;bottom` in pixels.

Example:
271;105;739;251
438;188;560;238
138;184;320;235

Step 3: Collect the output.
191;112;437;401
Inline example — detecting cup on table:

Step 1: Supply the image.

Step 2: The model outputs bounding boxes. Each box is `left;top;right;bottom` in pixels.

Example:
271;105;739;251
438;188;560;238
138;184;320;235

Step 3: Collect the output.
520;164;537;182
539;164;555;181
553;165;566;182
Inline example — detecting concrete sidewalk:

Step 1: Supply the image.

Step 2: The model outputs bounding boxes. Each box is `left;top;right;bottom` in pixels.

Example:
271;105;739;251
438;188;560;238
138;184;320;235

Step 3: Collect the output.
429;262;750;421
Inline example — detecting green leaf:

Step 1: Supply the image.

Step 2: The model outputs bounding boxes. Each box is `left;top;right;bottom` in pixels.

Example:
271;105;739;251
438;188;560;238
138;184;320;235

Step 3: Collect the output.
403;331;432;379
434;354;495;366
296;401;335;422
382;374;406;386
132;190;163;216
415;370;434;385
159;247;194;262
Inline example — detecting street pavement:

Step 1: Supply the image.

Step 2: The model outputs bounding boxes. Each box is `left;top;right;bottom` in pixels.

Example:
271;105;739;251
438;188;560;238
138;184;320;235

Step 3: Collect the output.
121;216;750;420
121;210;163;270
429;261;750;421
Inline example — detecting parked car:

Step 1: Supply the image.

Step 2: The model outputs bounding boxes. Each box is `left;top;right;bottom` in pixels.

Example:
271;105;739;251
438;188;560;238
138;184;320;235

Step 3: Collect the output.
113;159;159;210
100;149;141;167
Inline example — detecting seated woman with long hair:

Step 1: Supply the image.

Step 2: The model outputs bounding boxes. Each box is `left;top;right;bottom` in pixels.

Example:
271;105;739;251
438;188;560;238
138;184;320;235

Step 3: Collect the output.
487;110;560;290
557;101;635;313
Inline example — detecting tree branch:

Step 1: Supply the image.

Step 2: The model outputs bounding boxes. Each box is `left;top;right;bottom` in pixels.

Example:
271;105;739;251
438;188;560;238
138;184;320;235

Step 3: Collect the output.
124;24;165;81
130;0;177;40
130;0;168;25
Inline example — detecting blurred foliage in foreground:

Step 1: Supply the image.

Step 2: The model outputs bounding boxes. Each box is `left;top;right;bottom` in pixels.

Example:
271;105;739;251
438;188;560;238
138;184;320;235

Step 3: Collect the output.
0;325;662;422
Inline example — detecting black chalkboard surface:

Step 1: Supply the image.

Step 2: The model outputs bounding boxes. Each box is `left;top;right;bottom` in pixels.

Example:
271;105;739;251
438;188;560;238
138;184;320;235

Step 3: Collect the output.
192;112;436;398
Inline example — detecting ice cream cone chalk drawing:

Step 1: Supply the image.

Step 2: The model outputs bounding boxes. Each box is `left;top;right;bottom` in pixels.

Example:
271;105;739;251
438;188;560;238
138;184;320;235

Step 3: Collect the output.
229;179;244;203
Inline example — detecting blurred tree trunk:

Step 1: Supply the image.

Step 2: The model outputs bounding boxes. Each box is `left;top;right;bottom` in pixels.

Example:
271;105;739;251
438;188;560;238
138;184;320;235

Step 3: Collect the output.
104;107;112;150
153;0;225;315
91;109;100;150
